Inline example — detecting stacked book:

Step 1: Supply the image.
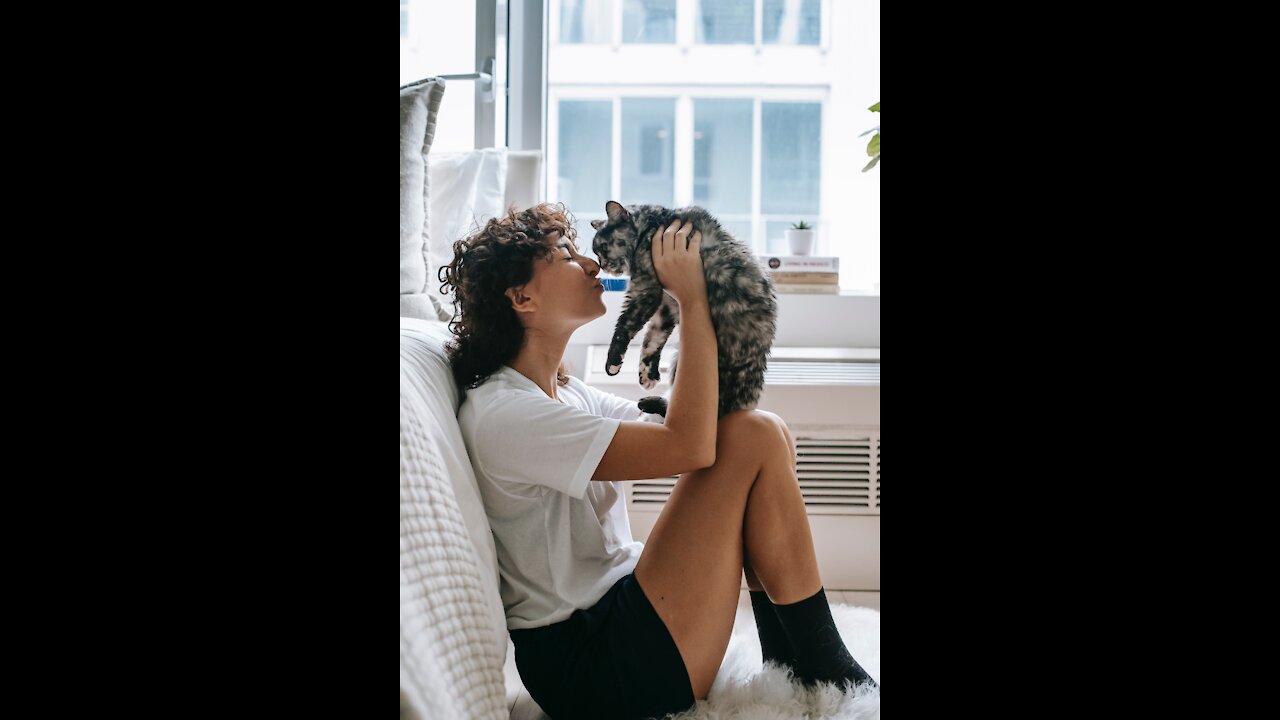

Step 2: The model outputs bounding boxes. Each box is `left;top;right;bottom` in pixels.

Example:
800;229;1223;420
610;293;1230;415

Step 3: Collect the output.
758;255;840;294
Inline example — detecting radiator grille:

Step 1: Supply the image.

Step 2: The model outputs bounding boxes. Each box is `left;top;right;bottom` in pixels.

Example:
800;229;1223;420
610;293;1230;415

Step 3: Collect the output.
764;360;880;385
628;433;880;516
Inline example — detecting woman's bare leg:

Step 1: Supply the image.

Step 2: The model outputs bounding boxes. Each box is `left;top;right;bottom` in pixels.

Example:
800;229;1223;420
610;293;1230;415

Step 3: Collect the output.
634;409;817;699
742;416;820;604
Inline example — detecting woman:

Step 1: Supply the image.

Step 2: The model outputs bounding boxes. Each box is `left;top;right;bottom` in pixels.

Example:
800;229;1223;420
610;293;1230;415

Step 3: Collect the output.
440;203;875;720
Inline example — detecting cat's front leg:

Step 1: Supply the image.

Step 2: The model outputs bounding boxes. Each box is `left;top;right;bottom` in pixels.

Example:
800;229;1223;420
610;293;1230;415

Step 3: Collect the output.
637;396;668;417
606;284;664;376
638;293;680;389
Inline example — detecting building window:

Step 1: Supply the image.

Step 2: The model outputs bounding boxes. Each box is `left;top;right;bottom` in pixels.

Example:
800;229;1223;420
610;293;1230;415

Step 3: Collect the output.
561;0;613;44
623;99;675;202
761;102;821;253
560;0;824;47
558;100;614;218
548;0;880;289
698;0;754;44
762;0;820;45
693;99;752;228
624;0;677;43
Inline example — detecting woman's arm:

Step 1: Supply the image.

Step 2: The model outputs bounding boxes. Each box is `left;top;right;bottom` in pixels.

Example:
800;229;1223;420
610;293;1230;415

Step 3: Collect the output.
593;220;717;481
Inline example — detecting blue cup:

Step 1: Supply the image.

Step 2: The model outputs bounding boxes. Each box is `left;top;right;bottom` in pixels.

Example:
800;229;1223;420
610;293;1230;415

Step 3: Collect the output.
601;277;630;291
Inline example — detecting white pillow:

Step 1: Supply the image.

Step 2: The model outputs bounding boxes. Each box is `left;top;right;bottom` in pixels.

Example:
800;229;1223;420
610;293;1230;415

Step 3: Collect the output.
426;148;509;313
400;78;447;317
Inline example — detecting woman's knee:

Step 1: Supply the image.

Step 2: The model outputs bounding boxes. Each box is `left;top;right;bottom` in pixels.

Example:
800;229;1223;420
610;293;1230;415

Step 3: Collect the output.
716;410;791;457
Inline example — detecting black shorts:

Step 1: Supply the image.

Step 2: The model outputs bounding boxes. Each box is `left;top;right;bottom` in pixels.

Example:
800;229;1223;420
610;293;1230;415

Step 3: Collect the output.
510;572;696;720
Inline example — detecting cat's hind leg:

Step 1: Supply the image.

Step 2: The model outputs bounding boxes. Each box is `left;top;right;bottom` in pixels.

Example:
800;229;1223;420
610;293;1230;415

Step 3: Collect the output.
606;286;664;376
637;348;677;419
638;294;679;389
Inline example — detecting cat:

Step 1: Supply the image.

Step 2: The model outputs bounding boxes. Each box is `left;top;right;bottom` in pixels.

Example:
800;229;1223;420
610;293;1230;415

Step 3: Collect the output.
589;200;778;418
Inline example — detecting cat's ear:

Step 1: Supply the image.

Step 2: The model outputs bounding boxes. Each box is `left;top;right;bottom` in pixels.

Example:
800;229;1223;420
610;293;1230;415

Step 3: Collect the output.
590;219;605;231
605;200;630;224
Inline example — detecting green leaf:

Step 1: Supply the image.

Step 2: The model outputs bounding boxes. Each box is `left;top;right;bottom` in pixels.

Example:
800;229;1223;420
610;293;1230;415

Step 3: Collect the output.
861;102;880;172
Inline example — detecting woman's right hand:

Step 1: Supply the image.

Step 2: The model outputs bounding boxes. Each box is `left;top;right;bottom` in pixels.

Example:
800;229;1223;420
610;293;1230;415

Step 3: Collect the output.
651;219;706;306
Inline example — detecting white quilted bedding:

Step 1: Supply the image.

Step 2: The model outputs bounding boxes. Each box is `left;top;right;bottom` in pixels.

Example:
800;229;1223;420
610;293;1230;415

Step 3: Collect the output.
400;318;508;720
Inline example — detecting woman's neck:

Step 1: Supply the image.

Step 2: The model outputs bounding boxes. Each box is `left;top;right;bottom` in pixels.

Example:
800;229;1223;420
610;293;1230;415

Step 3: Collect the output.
507;331;571;400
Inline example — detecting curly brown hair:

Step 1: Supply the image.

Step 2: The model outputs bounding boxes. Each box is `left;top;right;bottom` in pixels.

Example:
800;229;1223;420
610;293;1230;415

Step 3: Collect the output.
438;203;577;391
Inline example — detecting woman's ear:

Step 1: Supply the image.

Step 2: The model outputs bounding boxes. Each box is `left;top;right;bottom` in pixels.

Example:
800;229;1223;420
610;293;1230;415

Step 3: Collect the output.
506;286;535;314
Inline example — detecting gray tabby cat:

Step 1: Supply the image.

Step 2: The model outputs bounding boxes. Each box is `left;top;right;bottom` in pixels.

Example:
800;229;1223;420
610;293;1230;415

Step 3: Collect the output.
589;200;778;418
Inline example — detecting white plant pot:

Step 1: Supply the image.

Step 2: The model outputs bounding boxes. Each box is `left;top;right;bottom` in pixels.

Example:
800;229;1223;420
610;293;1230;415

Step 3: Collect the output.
786;229;815;255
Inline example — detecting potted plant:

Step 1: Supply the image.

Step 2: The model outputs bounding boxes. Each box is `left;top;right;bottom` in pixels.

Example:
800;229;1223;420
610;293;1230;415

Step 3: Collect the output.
786;220;816;255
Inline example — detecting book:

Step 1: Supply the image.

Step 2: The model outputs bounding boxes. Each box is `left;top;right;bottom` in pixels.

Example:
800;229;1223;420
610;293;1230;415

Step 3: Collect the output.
758;255;839;272
767;271;839;284
773;283;841;294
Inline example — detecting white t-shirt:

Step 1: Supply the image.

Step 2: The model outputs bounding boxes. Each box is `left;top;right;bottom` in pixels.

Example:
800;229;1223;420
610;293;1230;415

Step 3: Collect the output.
458;365;646;630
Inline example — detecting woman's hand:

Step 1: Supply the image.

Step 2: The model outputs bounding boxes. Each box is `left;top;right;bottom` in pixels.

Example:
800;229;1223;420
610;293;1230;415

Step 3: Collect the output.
651;219;706;306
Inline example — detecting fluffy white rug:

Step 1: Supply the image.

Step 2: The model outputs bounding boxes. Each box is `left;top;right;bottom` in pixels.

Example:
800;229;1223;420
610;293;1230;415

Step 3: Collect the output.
663;604;881;720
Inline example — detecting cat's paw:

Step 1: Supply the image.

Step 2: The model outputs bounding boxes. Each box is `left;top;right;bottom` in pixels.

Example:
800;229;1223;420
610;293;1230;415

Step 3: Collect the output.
605;353;623;376
639;359;661;389
638;396;668;417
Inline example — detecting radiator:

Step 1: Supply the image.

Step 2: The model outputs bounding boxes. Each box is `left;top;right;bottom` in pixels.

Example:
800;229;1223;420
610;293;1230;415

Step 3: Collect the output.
583;345;880;593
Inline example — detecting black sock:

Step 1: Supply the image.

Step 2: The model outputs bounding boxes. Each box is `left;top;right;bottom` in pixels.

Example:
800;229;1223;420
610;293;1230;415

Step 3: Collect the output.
773;587;878;690
749;590;794;668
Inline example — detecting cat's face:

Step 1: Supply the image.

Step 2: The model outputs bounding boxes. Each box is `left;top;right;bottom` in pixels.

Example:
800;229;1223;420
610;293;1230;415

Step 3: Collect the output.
590;201;636;275
589;220;634;275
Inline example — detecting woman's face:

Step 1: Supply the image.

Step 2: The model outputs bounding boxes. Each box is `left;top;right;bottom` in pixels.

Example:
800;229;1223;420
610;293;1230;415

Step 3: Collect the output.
517;230;607;328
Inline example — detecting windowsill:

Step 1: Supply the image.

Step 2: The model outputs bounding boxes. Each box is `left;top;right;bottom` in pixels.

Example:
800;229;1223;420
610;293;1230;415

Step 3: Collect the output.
573;289;880;348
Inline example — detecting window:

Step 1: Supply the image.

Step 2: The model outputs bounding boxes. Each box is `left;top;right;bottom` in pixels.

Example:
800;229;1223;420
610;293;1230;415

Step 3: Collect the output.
399;0;482;152
624;0;677;43
559;0;821;47
558;101;613;214
761;102;820;253
697;0;753;44
561;0;613;44
547;0;877;291
762;0;819;45
400;0;877;288
622;99;675;203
